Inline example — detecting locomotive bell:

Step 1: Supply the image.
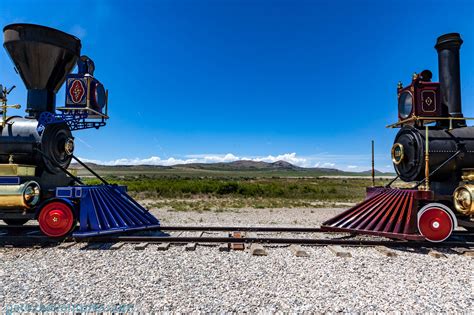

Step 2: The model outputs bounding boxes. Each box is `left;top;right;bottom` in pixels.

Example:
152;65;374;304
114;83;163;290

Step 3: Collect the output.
3;24;81;117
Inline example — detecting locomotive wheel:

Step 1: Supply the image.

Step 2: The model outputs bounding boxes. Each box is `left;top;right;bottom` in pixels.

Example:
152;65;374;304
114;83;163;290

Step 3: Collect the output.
3;219;29;225
417;203;456;242
38;201;75;237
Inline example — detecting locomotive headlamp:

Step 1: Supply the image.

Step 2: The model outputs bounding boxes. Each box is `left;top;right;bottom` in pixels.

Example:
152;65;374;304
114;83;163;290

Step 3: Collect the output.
398;91;413;119
23;181;40;207
453;184;474;215
391;143;404;165
64;138;75;156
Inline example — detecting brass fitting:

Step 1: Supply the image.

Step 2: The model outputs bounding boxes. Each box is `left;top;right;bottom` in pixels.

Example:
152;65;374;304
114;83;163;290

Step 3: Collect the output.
391;143;404;165
453;184;474;216
0;181;40;209
0;164;35;176
461;169;474;181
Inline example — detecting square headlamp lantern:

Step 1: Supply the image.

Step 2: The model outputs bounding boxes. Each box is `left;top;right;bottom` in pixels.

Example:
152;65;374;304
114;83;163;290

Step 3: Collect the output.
397;70;444;123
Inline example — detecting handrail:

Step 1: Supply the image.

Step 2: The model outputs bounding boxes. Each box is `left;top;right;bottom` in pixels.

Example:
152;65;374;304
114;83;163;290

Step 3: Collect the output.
387;116;474;129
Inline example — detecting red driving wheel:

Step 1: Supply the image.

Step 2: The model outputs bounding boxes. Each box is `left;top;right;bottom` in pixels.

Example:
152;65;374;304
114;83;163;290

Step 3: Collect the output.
38;201;75;237
417;204;455;242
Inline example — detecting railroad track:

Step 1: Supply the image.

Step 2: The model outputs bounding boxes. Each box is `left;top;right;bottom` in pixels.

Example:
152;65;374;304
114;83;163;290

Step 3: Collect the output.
0;225;473;249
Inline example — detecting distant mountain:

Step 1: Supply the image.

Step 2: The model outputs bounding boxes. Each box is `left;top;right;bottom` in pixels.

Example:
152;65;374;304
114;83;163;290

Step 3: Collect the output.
358;169;391;175
72;162;172;170
174;160;303;171
71;159;395;177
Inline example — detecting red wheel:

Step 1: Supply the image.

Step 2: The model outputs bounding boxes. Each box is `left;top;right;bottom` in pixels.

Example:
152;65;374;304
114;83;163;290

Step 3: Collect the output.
38;201;75;237
417;203;456;242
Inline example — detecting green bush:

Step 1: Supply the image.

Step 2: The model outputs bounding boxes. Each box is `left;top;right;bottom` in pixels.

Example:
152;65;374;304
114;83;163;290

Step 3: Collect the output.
83;177;386;202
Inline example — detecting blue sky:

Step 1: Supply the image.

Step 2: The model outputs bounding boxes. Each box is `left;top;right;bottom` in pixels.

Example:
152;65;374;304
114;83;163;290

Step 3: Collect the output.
1;0;473;171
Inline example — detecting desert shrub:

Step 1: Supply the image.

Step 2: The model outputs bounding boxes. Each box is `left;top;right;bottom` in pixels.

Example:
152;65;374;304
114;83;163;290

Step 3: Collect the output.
82;177;388;202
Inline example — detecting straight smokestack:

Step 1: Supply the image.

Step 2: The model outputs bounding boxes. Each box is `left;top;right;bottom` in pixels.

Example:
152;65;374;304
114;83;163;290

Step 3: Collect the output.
435;33;464;127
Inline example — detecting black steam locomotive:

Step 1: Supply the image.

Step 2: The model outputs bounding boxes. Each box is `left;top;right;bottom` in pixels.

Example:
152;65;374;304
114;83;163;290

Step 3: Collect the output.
323;33;473;242
0;24;160;237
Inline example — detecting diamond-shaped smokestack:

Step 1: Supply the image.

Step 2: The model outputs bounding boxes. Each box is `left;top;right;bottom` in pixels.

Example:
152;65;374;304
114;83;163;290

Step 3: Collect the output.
3;23;81;117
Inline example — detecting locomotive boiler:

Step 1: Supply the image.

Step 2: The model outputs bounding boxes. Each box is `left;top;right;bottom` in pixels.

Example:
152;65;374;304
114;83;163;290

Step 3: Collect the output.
322;33;474;242
0;23;160;237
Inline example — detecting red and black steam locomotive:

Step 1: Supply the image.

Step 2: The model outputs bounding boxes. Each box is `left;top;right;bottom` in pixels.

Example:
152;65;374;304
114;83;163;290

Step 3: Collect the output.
0;24;160;237
323;33;474;242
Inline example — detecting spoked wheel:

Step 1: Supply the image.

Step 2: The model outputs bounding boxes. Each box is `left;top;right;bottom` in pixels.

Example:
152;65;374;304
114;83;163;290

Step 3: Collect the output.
38;201;76;237
3;219;29;225
417;203;457;242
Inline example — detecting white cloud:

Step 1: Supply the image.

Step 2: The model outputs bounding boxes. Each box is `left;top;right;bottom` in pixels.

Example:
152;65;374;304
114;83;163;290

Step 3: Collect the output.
79;152;312;167
313;162;336;168
347;165;358;169
253;153;308;166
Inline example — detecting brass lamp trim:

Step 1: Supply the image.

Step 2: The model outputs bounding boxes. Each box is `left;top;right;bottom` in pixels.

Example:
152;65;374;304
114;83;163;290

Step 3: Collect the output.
391;143;404;165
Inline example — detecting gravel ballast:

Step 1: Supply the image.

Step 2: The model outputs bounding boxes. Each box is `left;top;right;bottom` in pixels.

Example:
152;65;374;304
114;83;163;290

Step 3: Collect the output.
0;207;472;313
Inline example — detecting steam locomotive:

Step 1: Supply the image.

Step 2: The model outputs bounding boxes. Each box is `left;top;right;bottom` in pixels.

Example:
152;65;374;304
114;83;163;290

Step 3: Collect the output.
322;33;474;242
0;24;160;237
2;24;471;243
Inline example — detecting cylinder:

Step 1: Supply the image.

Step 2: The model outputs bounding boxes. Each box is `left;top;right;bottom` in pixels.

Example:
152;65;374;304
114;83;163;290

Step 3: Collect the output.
435;33;464;127
392;126;474;183
0;180;40;209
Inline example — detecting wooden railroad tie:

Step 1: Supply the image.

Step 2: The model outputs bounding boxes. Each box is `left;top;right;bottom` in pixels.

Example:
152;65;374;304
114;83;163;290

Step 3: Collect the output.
82;243;103;250
452;247;474;257
246;233;267;256
375;246;398;257
134;242;149;250
57;241;76;249
328;245;352;257
229;231;245;251
109;242;125;250
289;245;309;257
428;250;447;259
463;250;474;257
218;232;230;252
184;232;204;251
157;231;183;251
157;242;171;251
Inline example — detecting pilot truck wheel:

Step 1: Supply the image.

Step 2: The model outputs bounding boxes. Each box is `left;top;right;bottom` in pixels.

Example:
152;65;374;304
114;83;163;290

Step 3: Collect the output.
417;203;457;242
38;201;76;237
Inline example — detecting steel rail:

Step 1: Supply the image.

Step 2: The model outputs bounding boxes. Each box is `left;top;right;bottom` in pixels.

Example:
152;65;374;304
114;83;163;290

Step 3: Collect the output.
1;224;473;235
0;234;472;248
0;225;327;233
158;226;327;232
77;235;474;248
